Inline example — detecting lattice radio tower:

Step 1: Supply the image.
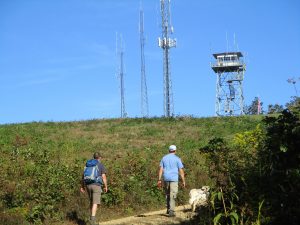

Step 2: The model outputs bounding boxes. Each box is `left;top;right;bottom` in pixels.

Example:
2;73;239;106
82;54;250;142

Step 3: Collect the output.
139;5;149;117
116;33;127;118
211;52;246;116
158;0;176;117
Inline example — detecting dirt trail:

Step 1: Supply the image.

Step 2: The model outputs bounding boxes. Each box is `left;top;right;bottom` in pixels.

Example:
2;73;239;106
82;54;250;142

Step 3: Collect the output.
100;205;195;225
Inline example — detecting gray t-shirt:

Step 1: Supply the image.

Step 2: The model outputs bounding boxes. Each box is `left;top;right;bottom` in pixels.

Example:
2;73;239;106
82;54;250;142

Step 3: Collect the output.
97;161;106;175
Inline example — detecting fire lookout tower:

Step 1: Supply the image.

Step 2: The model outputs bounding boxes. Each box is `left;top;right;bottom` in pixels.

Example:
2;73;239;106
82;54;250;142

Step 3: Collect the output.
211;52;246;116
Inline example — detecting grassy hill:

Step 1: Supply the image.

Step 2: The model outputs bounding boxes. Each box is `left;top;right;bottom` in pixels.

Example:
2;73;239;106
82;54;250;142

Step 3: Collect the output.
0;115;265;224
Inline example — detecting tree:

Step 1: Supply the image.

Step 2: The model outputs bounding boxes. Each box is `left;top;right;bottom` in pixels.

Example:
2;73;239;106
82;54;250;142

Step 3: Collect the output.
267;103;284;114
285;96;300;111
245;97;263;115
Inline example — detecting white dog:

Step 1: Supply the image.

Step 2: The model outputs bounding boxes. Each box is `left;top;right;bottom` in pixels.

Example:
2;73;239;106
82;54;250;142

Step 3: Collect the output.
189;186;210;212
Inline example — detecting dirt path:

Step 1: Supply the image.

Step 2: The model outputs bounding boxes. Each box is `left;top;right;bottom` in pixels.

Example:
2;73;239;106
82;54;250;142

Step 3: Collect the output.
100;205;195;225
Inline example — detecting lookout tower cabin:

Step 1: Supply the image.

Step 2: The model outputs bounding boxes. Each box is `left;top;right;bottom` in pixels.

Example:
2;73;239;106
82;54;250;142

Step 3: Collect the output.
211;52;246;116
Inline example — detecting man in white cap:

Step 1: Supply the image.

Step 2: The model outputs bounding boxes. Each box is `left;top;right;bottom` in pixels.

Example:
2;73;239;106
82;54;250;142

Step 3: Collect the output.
158;145;186;217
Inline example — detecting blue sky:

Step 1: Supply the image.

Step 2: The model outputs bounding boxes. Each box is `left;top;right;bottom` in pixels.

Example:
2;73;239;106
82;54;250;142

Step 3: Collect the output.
0;0;299;124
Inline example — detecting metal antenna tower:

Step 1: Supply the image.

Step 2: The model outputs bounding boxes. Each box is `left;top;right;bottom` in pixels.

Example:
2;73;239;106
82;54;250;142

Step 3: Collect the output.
139;5;149;117
158;0;176;117
211;52;246;116
116;33;127;118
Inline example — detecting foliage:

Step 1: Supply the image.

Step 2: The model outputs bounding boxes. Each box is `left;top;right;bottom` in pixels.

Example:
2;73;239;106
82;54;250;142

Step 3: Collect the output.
200;138;238;224
0;144;81;224
285;96;300;111
199;130;266;225
233;124;263;149
267;104;284;114
257;107;300;225
196;105;300;225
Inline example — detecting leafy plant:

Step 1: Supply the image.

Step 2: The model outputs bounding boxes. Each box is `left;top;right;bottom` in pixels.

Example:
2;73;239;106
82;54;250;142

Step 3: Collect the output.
257;108;300;225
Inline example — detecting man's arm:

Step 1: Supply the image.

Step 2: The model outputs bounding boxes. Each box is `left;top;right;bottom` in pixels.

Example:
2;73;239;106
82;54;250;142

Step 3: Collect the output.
80;174;85;193
98;162;108;192
179;168;186;188
102;173;108;193
157;166;163;188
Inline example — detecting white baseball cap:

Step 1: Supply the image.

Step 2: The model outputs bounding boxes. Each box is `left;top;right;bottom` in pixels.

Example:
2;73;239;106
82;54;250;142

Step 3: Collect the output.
169;145;177;151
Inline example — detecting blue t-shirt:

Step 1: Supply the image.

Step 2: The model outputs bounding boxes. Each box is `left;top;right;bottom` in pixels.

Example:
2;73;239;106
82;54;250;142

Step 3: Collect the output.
160;153;184;182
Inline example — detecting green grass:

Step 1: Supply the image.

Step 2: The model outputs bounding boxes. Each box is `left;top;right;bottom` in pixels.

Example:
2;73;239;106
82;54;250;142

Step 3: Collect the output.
0;115;263;224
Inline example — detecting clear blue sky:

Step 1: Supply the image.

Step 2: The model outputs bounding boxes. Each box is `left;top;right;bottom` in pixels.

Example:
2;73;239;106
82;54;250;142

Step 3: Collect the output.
1;0;299;124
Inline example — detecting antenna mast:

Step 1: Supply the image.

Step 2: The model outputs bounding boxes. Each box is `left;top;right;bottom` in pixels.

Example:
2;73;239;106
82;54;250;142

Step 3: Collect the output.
116;33;127;118
158;0;176;117
140;5;149;117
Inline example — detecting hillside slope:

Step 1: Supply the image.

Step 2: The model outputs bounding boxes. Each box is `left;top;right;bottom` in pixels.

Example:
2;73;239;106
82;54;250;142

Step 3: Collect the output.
0;116;262;224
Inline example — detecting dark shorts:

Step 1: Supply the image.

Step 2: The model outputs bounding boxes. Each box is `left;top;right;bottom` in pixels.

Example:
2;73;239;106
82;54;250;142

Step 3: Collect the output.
86;184;102;204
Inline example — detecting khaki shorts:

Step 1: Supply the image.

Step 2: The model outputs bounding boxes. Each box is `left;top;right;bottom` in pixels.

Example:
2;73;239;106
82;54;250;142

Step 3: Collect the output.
86;184;102;204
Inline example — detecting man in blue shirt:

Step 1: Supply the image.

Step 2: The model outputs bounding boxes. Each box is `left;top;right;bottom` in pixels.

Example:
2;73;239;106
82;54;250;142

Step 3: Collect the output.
158;145;186;217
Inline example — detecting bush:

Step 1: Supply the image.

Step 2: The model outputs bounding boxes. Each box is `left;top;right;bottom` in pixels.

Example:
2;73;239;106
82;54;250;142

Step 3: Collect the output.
257;109;300;225
196;107;300;225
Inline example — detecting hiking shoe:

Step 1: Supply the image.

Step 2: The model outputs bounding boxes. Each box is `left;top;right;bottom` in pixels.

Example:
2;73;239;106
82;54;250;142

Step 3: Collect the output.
89;219;97;225
168;211;176;217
